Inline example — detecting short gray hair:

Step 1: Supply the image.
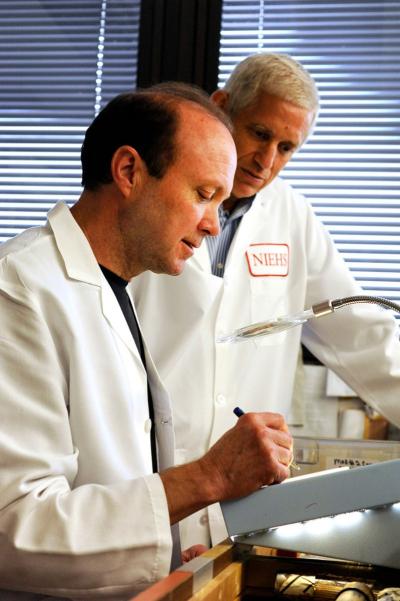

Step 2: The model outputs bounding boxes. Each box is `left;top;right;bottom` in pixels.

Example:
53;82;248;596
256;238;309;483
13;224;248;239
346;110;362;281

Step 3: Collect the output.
223;53;319;127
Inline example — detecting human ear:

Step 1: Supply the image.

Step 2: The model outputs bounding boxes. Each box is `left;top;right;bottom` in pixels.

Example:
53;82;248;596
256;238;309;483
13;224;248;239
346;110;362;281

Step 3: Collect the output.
111;145;142;197
211;89;229;111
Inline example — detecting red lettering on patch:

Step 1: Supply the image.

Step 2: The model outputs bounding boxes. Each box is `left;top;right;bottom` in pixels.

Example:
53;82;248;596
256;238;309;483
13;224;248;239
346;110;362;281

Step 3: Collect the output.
246;243;289;277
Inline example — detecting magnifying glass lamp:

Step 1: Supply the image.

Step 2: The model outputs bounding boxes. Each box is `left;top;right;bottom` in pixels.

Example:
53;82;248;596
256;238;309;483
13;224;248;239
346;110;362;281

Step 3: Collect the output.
217;295;400;343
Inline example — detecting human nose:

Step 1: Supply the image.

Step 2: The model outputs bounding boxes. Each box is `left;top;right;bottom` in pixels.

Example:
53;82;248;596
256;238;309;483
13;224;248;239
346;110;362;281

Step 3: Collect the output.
199;204;220;237
254;143;276;170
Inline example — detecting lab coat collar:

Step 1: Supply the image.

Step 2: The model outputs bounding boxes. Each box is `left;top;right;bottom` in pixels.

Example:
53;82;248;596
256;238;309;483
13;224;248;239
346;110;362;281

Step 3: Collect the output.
48;201;144;365
48;201;102;286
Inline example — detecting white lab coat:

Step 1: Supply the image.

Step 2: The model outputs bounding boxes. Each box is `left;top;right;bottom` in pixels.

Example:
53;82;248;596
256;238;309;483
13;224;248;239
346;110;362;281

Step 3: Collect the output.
0;202;175;600
132;177;400;548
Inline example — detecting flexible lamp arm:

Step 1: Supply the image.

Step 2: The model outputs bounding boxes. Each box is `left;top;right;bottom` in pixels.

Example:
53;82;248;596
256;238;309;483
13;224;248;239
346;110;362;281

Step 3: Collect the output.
332;295;400;313
313;295;400;317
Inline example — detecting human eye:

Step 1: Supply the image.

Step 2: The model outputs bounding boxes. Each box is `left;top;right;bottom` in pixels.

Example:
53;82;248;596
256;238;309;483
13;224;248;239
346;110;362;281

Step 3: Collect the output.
250;125;270;142
279;142;295;155
197;188;215;202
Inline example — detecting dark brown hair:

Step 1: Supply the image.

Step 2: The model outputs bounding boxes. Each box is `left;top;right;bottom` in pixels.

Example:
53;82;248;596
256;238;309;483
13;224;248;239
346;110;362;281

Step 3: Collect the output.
81;82;232;190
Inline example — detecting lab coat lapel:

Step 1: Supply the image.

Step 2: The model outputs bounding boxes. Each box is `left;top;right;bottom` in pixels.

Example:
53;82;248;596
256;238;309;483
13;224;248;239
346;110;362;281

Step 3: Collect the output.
100;284;145;365
48;202;144;367
141;341;175;470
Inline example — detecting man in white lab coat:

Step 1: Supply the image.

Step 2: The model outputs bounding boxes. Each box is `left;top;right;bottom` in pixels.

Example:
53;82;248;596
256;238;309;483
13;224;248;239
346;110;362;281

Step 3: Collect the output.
0;84;294;600
132;55;400;549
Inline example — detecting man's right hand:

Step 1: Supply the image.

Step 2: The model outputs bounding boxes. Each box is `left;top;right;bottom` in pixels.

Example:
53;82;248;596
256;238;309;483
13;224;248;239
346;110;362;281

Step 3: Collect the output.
201;411;292;500
160;411;292;525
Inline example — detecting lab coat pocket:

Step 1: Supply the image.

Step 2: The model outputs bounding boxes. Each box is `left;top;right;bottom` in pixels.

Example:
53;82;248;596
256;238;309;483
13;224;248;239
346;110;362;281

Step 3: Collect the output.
250;277;289;347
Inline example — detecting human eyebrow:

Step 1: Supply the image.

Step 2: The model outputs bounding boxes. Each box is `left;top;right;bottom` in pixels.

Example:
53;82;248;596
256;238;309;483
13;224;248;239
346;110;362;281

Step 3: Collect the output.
247;123;272;140
248;123;299;151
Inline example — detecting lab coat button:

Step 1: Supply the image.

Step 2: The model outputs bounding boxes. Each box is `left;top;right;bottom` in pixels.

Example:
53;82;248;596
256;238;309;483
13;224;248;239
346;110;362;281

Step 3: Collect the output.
144;418;152;433
200;514;209;526
215;394;226;407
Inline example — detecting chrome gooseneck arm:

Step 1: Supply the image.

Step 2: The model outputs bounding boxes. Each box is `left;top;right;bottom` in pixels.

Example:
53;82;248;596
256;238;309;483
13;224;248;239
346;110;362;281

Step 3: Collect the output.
330;295;400;313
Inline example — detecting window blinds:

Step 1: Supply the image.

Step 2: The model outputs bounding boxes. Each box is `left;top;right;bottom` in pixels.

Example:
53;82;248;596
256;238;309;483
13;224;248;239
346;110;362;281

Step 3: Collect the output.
0;0;140;242
219;0;400;303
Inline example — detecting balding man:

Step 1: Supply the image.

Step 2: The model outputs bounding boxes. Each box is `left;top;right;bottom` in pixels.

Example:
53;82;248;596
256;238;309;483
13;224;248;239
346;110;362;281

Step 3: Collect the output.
0;83;293;600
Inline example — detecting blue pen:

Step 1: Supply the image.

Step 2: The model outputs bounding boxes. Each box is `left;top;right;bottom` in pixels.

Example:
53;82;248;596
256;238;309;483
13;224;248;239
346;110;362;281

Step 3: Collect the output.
233;406;300;470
